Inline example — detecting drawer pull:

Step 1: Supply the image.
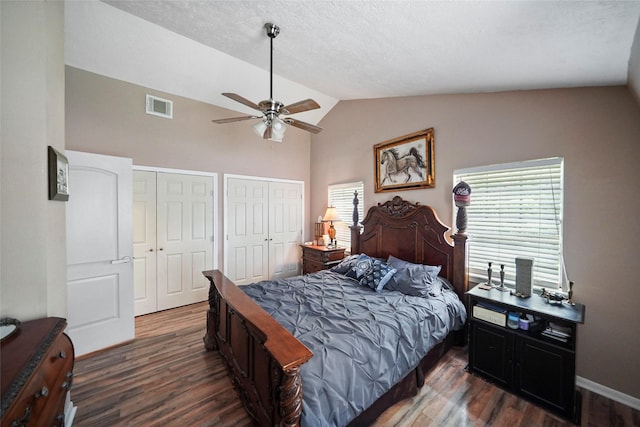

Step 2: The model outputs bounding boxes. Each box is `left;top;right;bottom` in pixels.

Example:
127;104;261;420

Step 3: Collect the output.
58;350;66;359
10;405;32;427
35;386;49;399
62;371;74;390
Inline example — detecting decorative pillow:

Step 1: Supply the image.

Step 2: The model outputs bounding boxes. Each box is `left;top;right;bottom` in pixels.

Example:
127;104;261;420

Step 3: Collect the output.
330;254;360;274
359;259;397;292
437;276;455;292
344;254;375;280
384;255;442;297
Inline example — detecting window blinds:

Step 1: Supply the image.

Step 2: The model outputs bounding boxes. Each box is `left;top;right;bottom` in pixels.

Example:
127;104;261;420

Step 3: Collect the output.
454;158;564;289
328;182;364;252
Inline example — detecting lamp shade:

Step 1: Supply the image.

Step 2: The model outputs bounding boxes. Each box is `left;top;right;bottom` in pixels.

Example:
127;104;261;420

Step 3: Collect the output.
323;206;340;222
253;120;267;138
269;117;286;142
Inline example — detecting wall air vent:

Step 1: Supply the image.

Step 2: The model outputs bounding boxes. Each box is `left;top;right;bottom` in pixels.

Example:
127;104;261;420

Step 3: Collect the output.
146;94;173;119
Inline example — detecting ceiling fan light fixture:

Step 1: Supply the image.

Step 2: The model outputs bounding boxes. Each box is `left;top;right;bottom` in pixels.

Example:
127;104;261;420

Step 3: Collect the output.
253;120;267;137
269;117;286;142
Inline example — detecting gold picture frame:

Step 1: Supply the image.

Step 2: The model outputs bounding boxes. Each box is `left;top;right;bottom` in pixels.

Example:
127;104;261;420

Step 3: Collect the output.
48;146;69;201
374;128;435;193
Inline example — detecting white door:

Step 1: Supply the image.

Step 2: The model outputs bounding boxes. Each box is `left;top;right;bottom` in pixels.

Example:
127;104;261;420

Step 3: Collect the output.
226;178;269;285
225;177;302;285
156;173;213;310
66;151;134;357
269;182;303;280
133;170;157;316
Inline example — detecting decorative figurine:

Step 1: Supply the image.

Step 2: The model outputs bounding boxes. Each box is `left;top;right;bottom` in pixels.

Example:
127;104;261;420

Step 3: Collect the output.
452;181;471;233
566;281;576;306
487;262;493;286
497;264;508;292
540;288;568;304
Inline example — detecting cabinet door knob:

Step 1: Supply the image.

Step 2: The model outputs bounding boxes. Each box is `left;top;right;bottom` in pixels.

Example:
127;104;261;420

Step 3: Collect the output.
35;386;49;399
58;350;66;359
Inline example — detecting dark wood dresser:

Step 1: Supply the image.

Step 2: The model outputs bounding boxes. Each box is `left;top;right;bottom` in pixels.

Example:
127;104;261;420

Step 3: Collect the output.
1;317;74;427
301;244;346;274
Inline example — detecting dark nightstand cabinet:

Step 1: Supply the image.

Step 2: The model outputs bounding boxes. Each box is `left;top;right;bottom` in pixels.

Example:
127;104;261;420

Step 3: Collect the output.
301;245;345;274
467;286;585;424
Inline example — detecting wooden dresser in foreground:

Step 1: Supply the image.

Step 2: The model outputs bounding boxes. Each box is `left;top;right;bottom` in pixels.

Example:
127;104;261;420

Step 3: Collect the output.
301;244;346;274
1;317;75;427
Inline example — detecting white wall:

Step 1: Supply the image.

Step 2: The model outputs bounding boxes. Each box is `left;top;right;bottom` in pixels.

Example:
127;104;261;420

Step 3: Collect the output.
1;1;67;319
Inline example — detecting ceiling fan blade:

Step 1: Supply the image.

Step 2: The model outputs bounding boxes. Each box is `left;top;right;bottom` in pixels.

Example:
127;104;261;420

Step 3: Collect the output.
222;93;261;111
282;99;321;115
212;115;261;124
284;118;323;134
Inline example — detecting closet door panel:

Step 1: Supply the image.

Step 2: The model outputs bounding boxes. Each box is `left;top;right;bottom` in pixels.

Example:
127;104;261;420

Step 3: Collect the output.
226;178;269;285
157;173;213;310
133;171;158;316
269;182;303;280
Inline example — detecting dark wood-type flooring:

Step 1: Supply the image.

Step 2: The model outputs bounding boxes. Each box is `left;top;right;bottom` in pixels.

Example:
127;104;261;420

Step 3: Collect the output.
72;302;639;427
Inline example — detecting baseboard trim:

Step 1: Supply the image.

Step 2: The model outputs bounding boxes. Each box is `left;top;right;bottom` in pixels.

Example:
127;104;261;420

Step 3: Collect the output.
577;376;640;410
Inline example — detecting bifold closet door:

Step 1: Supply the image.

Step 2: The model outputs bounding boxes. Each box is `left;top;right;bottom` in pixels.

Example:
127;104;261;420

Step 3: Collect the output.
133;171;213;315
226;177;302;286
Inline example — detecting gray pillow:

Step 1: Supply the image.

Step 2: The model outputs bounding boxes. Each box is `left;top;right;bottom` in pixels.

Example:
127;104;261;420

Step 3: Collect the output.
384;255;442;297
330;254;360;274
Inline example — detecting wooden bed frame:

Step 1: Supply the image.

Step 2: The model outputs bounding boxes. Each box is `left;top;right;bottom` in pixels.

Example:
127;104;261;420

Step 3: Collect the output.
203;195;468;426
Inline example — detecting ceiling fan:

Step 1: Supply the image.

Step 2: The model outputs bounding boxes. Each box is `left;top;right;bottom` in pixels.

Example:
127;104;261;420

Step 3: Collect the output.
212;23;322;142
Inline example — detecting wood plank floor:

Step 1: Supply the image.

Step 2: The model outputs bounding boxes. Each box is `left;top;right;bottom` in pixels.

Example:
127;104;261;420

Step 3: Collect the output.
71;302;639;427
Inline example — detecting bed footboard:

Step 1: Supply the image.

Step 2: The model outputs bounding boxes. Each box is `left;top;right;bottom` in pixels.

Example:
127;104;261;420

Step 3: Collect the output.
203;270;313;427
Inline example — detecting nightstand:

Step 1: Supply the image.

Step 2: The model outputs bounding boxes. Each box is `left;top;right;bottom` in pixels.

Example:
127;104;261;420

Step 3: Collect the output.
301;245;346;274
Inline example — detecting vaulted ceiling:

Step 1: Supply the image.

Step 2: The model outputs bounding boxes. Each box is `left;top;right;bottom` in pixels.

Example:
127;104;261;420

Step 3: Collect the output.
66;1;640;124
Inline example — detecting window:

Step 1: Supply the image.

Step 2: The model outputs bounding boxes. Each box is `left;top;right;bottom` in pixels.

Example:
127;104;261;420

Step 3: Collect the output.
328;182;364;252
454;158;564;290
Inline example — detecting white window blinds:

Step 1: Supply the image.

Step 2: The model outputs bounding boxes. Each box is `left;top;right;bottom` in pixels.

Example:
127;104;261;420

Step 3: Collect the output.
328;182;364;252
454;158;564;290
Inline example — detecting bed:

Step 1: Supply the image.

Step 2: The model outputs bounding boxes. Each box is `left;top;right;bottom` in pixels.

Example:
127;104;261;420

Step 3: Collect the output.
203;195;468;426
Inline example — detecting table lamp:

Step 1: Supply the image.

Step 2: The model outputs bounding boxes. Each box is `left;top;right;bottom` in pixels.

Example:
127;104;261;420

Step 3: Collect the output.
323;206;340;247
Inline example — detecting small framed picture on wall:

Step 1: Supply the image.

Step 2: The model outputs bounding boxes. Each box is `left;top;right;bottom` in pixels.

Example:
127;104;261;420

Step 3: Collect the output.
48;146;69;201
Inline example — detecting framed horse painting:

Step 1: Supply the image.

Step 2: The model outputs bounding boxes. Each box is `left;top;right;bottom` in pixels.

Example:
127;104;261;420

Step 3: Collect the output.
374;128;435;193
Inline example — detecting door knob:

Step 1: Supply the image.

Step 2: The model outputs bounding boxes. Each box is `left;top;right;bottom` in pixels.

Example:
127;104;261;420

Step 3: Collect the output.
111;256;132;264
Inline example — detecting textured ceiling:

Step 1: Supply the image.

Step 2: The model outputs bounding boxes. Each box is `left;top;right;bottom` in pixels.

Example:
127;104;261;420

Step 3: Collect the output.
67;1;640;123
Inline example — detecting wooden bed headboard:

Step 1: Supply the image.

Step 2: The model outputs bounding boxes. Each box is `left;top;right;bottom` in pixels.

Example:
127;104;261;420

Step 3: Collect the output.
351;195;468;300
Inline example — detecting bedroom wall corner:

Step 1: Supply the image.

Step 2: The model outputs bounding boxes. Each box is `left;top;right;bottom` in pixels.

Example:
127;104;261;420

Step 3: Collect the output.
311;87;640;402
1;0;67;320
64;67;313;269
629;16;640;106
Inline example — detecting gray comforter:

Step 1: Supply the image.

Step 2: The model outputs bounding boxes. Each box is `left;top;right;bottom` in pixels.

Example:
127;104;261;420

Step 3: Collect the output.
242;270;467;427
